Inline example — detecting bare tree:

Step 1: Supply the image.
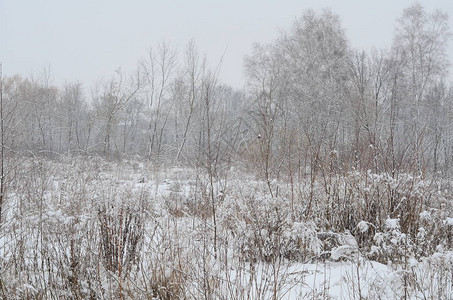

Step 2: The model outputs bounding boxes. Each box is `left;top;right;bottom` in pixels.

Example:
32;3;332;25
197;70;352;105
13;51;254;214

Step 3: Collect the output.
176;41;206;161
245;9;351;219
92;68;142;157
245;43;288;197
58;82;87;154
392;3;451;173
141;42;177;159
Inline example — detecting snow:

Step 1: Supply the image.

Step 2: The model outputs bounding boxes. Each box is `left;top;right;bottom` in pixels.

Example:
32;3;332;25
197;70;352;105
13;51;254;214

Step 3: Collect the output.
419;210;431;221
385;218;400;229
278;260;398;299
330;245;357;261
409;257;418;267
357;220;369;233
0;158;451;299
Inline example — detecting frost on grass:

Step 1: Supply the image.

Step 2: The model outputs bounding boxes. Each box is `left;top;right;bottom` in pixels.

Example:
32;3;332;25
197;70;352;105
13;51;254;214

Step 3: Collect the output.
0;158;451;299
357;220;370;233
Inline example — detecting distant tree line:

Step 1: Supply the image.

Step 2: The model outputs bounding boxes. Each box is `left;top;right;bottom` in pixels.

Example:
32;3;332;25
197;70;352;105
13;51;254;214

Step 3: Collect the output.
2;4;452;179
2;42;248;164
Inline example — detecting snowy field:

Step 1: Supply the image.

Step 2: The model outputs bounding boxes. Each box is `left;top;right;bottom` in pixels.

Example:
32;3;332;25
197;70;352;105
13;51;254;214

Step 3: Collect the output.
0;157;451;299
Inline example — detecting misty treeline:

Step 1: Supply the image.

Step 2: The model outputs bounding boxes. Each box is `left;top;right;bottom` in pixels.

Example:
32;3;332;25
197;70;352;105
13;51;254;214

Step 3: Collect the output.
0;4;452;299
2;40;247;162
3;5;453;178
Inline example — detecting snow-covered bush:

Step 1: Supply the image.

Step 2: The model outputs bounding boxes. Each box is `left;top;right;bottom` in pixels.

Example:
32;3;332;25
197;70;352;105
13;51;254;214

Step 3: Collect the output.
219;191;321;263
369;218;415;264
408;250;453;299
312;170;452;260
317;231;359;261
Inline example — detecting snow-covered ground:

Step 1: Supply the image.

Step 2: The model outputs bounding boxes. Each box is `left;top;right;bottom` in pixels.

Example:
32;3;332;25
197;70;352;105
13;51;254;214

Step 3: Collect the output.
0;157;451;299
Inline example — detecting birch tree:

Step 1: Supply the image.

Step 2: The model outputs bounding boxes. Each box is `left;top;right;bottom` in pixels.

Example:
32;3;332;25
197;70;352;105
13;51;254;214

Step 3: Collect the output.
392;3;451;173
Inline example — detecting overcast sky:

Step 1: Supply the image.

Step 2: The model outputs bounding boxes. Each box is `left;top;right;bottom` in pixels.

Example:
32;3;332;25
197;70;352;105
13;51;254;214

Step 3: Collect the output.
2;0;453;89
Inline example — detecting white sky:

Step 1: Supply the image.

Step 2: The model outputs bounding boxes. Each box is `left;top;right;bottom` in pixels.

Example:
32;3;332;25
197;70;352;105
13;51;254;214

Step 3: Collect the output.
1;0;453;89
